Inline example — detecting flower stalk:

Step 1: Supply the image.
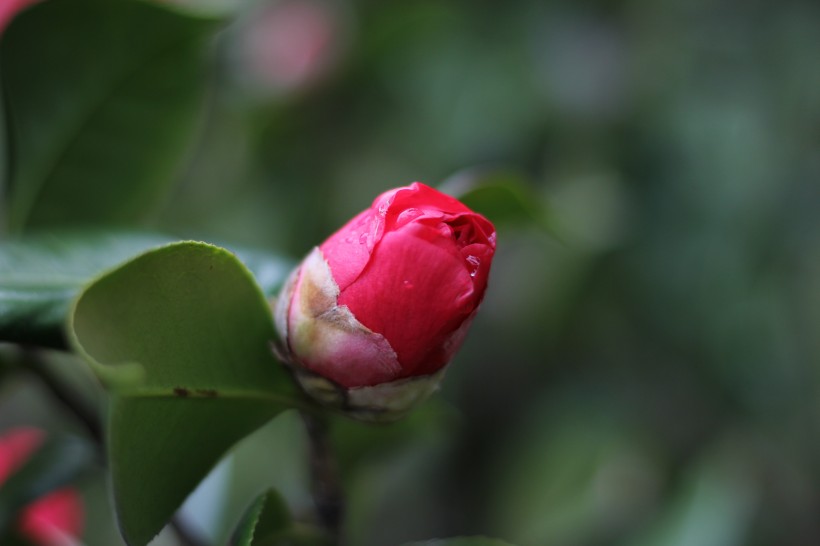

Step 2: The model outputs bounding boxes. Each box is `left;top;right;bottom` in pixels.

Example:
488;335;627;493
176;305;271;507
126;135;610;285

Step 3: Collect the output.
301;411;344;546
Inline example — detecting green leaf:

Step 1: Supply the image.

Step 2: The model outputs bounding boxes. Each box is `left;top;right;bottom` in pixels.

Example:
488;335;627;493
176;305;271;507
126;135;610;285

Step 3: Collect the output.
491;401;660;546
68;242;301;546
0;231;292;348
0;0;219;231
625;441;757;546
0;433;94;532
440;169;558;236
233;489;291;546
232;488;330;546
0;231;174;347
402;538;517;546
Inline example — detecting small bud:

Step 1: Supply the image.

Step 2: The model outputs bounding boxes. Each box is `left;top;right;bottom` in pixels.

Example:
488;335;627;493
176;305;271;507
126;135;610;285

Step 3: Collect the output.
274;182;496;422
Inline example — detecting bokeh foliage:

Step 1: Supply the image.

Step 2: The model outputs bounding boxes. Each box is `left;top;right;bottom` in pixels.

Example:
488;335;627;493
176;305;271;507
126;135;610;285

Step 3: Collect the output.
1;0;819;545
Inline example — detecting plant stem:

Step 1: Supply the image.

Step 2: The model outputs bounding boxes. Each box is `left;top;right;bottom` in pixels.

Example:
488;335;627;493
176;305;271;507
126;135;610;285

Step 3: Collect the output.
24;349;103;445
301;411;344;545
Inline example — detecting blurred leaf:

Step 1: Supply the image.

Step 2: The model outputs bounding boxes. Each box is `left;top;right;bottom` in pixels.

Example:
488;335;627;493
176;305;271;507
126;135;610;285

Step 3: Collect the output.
0;231;292;347
68;242;302;545
402;538;517;546
233;489;331;546
0;0;219;231
626;439;758;546
439;169;557;236
343;429;458;546
0;434;94;532
492;400;661;546
0;231;174;347
234;489;291;546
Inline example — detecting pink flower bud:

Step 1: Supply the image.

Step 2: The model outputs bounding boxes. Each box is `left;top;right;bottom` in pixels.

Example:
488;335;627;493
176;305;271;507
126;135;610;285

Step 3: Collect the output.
274;182;496;421
0;428;84;546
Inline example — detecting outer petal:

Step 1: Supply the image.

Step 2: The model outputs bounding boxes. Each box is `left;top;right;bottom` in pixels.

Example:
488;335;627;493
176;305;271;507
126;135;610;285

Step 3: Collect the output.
319;209;377;291
379;182;473;222
320;182;487;292
338;223;477;377
287;248;402;387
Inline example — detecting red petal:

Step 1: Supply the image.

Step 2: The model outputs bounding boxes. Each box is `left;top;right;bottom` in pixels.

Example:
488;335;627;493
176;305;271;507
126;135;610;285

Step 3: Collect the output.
338;223;478;377
381;182;473;220
320;209;378;291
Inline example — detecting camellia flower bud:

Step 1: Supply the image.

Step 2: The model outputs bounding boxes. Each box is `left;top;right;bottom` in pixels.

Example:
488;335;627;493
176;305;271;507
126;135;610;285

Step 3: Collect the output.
0;428;84;546
274;182;496;422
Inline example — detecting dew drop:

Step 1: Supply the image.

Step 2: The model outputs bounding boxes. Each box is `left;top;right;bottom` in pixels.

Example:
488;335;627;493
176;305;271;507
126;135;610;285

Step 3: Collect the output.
397;207;421;225
358;233;369;244
402;280;414;289
466;255;481;277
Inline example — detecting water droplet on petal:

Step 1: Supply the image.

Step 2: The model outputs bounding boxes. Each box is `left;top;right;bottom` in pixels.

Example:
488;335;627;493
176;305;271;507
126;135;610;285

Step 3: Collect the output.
402;280;414;289
466;255;481;277
359;233;369;245
396;207;421;226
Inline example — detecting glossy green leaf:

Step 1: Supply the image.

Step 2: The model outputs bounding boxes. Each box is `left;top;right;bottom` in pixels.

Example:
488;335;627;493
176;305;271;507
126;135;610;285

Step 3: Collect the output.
68;242;301;546
440;169;557;235
402;538;517;546
0;0;218;231
0;231;292;348
0;434;94;532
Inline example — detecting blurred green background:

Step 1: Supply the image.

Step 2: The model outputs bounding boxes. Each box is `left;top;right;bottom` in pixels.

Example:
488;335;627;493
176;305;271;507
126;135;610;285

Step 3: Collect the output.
1;0;819;545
